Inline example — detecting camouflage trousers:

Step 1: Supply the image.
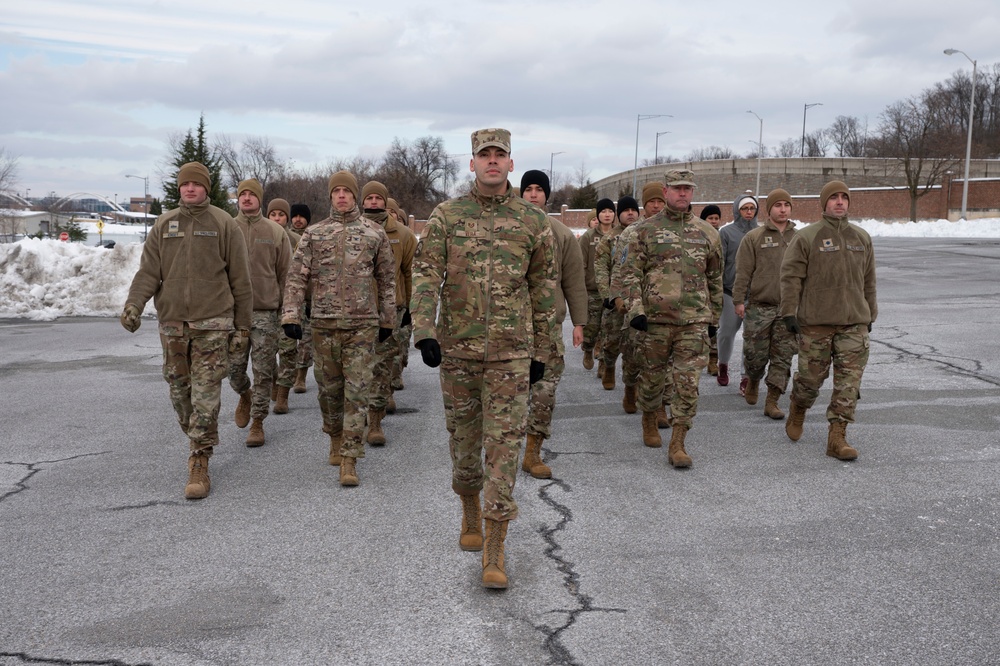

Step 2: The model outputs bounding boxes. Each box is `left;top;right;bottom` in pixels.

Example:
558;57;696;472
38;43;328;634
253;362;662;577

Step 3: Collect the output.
228;310;279;420
370;306;404;410
527;336;566;439
440;356;530;522
620;325;645;389
313;326;377;458
295;315;313;370
582;292;603;353
600;308;624;368
392;321;412;389
742;303;797;393
638;323;709;428
159;325;229;452
790;324;869;423
275;331;297;389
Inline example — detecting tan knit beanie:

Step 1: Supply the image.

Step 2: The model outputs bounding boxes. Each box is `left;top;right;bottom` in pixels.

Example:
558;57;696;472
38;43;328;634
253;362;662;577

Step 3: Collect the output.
642;181;665;207
237;178;263;202
361;181;389;204
387;197;404;219
820;180;850;210
329;170;359;199
177;162;211;192
267;198;290;218
765;188;792;214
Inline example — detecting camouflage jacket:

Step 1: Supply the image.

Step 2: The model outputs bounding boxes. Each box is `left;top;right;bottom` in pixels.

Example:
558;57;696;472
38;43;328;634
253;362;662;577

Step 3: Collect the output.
579;224;616;293
608;220;645;308
731;220;797;306
125;199;253;330
411;182;557;362
595;225;631;301
233;210;292;311
281;205;396;330
364;210;417;307
779;214;877;326
622;208;723;326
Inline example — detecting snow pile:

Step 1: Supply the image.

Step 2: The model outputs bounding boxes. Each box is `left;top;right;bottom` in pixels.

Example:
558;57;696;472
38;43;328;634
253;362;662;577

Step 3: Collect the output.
855;218;1000;238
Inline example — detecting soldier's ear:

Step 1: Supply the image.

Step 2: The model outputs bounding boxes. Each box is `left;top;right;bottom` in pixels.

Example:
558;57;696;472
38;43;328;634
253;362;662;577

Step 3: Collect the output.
469;159;475;173
508;158;514;173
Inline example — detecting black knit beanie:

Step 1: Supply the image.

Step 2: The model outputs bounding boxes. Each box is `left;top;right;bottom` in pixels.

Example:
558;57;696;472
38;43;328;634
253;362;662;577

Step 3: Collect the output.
700;204;721;220
596;198;615;216
289;203;312;224
519;170;551;201
617;196;639;216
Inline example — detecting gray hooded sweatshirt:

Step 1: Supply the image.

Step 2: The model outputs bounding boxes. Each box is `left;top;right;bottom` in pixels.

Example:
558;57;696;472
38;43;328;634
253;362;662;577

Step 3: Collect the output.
718;194;759;296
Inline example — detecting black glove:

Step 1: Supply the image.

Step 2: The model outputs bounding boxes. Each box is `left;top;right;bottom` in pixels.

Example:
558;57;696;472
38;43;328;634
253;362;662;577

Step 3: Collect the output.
708;325;718;338
400;309;412;327
282;323;303;340
629;314;648;332
867;322;873;333
783;316;801;335
529;360;545;385
603;298;615;310
415;338;442;368
378;327;394;343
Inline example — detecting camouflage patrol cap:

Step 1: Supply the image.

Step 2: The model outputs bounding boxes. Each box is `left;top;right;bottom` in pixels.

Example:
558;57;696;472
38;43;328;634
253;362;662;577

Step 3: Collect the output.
471;128;511;154
664;169;697;188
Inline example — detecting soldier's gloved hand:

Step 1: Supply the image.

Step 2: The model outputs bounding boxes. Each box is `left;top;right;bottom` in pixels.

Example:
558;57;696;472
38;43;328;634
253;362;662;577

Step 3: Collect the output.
120;304;141;333
708;324;718;338
229;330;250;355
783;316;801;335
529;360;546;385
378;327;394;343
282;324;303;340
603;298;615;310
629;314;648;332
867;322;873;333
400;309;412;327
415;338;442;368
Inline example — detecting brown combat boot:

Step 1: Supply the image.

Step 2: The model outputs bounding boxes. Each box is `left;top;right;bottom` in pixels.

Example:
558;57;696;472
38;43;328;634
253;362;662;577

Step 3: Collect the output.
655;404;670;429
184;451;211;500
270;384;278;401
522;433;552;479
764;386;785;420
602;362;615;390
707;350;719;376
273;385;290;414
482;519;510;589
459;493;483;552
622;384;637;414
340;456;359;486
642;411;662;448
668;425;692;468
246;417;265;447
827;421;859;461
328;432;342;466
583;349;594;370
745;377;760;405
367;408;386;446
786;401;807;441
235;389;252;428
596;360;605;380
293;368;307;393
387;395;396;414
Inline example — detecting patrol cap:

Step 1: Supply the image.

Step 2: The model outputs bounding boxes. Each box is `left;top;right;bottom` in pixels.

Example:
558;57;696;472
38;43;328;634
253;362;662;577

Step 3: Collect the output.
471;128;511;154
664;169;697;188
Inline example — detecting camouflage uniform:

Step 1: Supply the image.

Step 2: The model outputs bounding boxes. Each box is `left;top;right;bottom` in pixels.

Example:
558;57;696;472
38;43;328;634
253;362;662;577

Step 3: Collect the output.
275;226;301;389
124;198;253;452
607;222;647;391
622;209;723;428
579;225;615;355
411;181;556;521
780;213;877;423
732;219;798;392
594;228;625;371
281;204;396;458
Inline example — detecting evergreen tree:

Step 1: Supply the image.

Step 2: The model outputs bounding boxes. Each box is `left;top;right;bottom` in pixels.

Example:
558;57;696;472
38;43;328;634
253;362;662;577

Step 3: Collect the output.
569;181;598;209
162;114;231;213
149;198;162;215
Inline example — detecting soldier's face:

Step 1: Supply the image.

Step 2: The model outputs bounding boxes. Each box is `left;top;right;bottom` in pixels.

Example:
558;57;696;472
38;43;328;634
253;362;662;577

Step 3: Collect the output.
179;181;208;205
522;184;547;207
619;210;639;225
598;208;616;225
664;185;693;212
644;198;665;217
268;210;288;227
471;147;513;195
739;203;757;220
331;186;355;212
239;191;261;214
363;194;386;210
769;201;792;224
825;192;849;216
291;215;308;230
704;213;722;229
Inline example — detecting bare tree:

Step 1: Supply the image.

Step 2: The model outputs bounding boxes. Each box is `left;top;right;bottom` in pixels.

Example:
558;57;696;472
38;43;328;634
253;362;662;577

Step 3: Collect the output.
803;129;830;157
827;115;868;157
775;138;799;157
374;136;457;218
216;134;289;193
684;145;737;161
0;148;21;241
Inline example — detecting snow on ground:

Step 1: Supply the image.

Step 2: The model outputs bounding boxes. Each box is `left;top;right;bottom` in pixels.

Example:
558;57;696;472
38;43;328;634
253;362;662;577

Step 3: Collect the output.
1;218;998;321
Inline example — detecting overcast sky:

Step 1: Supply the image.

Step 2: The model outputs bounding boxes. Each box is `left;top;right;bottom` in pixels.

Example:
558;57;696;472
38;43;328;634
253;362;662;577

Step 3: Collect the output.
1;0;996;202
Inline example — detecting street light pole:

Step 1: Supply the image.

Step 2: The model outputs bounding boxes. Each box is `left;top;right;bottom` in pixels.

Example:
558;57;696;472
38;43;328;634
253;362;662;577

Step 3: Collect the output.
944;48;977;220
126;174;149;241
549;151;565;186
801;103;822;157
655;131;672;164
747;110;763;196
633;114;672;197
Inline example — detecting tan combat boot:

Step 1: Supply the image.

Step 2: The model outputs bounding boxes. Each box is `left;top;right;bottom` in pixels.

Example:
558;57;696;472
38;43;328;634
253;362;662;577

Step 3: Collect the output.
602;362;616;390
367;408;386;446
293;368;307;393
184;451;211;500
582;349;594;370
273;385;290;414
745;377;760;405
827;421;859;461
328;432;342;466
340;456;359;486
642;411;662;448
246;417;265;447
622;385;637;414
522;433;552;479
596;360;605;380
655;404;670;429
707;350;719;376
459;493;483;552
270;384;278;401
387;395;396;414
668;425;692;468
785;401;807;441
482;519;510;589
764;386;785;420
235;389;252;428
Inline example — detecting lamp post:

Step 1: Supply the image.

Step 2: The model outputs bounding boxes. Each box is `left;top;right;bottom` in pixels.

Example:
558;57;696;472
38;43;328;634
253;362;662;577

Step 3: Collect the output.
944;48;977;220
655;131;672;164
633;113;672;197
549;151;565;187
126;174;149;241
747;110;763;196
801;102;822;157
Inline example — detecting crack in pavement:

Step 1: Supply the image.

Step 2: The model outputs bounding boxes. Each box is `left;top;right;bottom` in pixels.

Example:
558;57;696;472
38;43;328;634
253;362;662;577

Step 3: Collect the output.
0;453;107;504
104;500;185;512
0;652;152;666
872;328;1000;387
533;475;626;666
